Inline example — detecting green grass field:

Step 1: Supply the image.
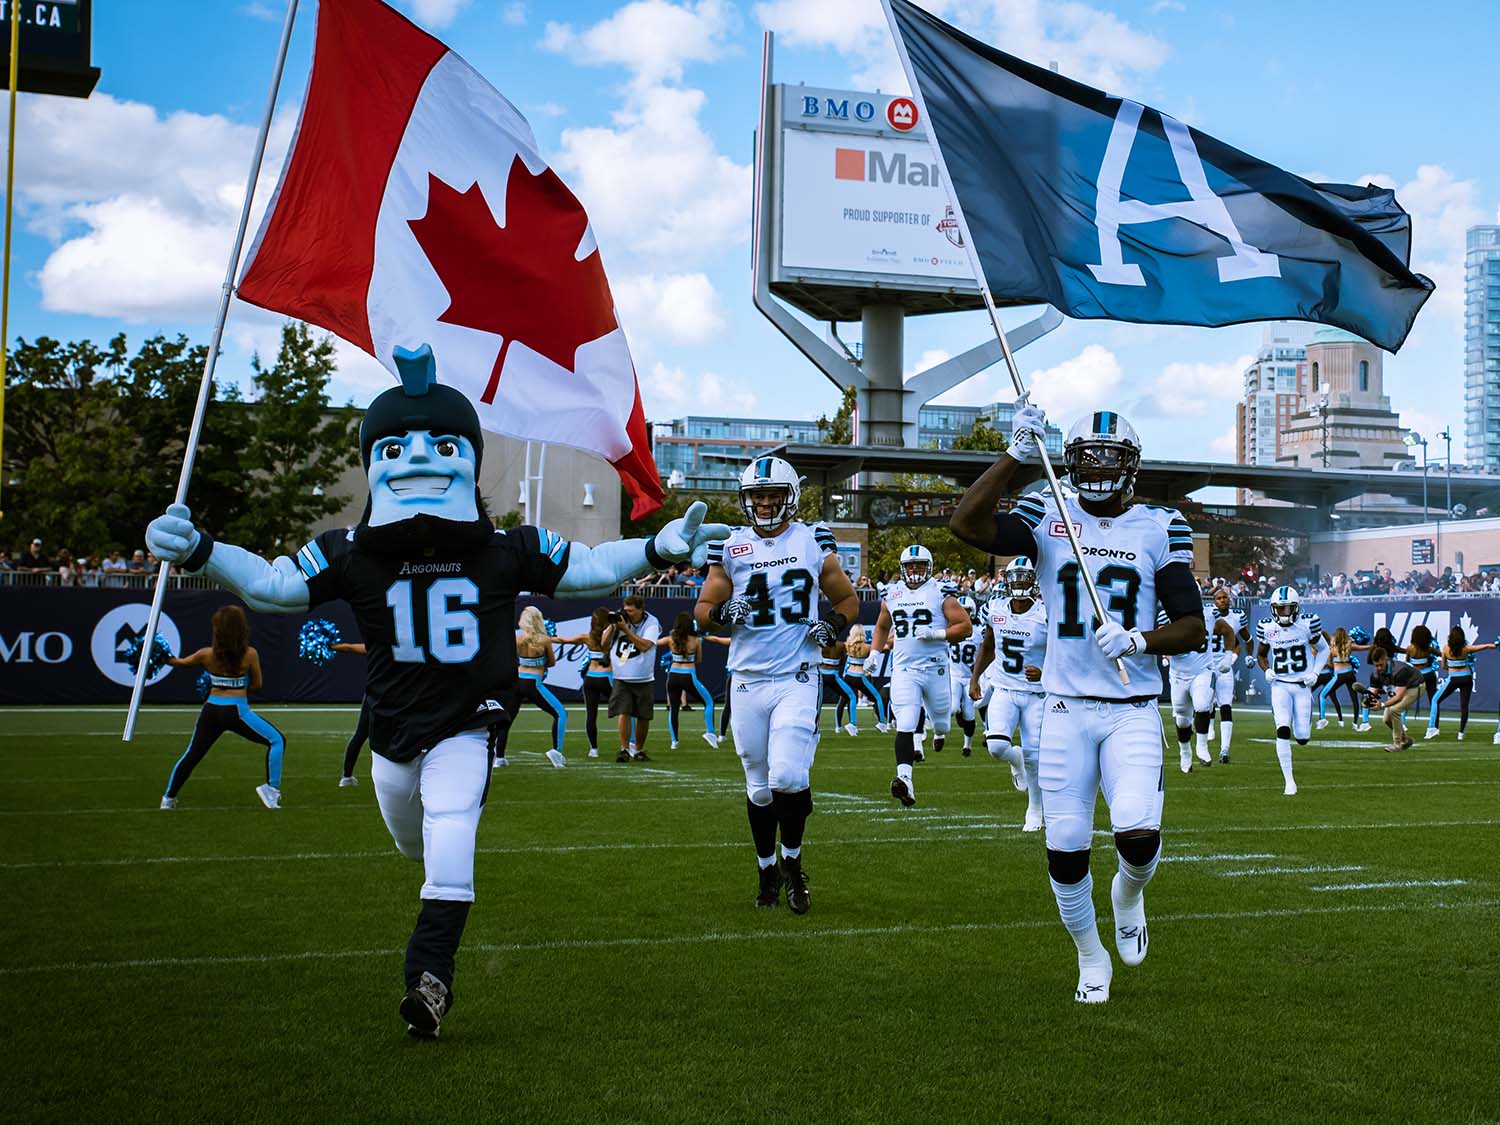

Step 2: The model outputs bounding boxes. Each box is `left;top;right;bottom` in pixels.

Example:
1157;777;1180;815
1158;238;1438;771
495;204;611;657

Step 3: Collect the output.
2;703;1497;1123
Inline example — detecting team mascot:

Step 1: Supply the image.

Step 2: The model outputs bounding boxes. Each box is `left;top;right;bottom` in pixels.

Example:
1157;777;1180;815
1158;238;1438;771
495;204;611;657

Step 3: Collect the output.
147;344;727;1039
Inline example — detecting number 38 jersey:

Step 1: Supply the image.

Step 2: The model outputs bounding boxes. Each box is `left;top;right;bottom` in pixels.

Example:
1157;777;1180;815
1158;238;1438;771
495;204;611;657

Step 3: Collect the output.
706;521;835;676
885;578;951;672
982;599;1049;694
297;523;569;763
1007;492;1194;700
1255;613;1323;679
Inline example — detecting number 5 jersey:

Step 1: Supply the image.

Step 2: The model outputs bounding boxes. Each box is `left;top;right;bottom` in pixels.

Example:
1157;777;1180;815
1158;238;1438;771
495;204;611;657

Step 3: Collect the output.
706;522;837;676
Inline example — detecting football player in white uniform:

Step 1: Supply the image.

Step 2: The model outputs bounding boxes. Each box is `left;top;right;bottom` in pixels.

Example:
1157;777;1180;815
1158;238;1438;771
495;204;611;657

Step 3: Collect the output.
971;556;1048;831
1164;607;1239;774
949;595;981;756
1254;586;1327;797
696;457;859;915
1208;587;1251;762
872;545;971;807
951;407;1206;1004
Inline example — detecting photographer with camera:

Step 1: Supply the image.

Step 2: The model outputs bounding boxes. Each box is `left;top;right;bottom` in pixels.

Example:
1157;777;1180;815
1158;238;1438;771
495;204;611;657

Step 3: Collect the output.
606;595;661;761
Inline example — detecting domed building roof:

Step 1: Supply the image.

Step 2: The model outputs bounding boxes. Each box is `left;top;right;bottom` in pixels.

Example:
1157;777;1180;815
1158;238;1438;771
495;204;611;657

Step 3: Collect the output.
1309;324;1369;346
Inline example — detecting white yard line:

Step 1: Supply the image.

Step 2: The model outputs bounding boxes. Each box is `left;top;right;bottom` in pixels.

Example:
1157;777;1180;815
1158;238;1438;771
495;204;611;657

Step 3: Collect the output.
1219;865;1364;877
2;897;1491;978
1311;879;1469;892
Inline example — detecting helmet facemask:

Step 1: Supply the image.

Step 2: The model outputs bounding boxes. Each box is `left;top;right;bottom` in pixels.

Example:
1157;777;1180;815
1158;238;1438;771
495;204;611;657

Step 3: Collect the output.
740;485;795;534
901;560;930;589
1065;440;1140;503
1271;598;1299;626
1006;564;1037;599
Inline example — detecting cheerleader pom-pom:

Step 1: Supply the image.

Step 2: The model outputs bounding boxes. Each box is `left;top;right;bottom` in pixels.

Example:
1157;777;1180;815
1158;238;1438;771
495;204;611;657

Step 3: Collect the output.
298;618;341;666
195;671;213;700
545;618;558;637
123;632;174;677
1350;626;1371;644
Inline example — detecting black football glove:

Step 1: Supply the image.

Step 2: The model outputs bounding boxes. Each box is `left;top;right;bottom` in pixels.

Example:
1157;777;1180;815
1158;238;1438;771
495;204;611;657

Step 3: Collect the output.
711;599;752;627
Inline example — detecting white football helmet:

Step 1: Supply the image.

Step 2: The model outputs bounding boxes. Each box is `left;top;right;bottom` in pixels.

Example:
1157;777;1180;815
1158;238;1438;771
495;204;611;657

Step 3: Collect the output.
1004;556;1038;599
900;544;933;589
1270;585;1300;626
738;456;801;533
957;594;977;618
1064;410;1142;503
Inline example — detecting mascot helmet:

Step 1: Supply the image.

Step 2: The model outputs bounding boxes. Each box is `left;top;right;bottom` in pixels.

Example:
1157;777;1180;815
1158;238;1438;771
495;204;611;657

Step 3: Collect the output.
360;345;485;471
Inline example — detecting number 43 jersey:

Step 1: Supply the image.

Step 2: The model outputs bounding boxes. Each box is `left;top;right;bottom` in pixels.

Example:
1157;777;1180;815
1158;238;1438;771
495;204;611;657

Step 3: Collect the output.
707;522;836;676
298;523;569;763
1008;492;1194;700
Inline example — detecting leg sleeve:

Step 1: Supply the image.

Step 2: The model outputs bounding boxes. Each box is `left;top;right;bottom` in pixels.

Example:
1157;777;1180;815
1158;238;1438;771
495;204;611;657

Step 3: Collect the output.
417;731;490;902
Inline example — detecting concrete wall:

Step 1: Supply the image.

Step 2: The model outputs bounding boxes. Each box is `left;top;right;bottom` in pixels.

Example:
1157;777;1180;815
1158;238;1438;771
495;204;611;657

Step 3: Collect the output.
1308;516;1500;577
314;432;624;545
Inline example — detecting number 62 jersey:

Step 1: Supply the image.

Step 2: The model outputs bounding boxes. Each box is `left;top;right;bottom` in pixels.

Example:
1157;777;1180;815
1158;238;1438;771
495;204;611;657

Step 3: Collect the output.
706;522;837;675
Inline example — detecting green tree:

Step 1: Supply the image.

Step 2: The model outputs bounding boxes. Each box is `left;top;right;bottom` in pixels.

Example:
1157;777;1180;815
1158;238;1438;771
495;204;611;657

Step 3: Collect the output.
622;487;742;539
816;385;857;445
222;323;360;553
494;508;523;530
950;413;1008;453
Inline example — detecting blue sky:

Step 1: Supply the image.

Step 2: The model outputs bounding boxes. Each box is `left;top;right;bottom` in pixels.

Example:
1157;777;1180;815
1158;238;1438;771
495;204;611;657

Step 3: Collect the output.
4;0;1494;466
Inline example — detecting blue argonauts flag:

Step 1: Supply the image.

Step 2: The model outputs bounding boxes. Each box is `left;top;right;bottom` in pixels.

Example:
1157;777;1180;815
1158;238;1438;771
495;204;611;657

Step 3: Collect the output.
884;0;1434;351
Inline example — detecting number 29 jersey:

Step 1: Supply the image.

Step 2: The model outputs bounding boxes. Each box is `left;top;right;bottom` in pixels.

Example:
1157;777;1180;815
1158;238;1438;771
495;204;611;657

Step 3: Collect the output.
1008;492;1194;700
706;521;836;676
1255;613;1323;679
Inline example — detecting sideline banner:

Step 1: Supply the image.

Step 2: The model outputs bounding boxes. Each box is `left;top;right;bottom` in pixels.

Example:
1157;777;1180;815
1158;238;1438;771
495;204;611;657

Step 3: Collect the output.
0;590;881;706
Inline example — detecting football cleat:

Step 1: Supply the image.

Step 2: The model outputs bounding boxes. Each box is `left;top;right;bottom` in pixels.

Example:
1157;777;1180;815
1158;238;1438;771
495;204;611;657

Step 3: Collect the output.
1075;955;1113;1004
400;971;451;1039
1022;805;1044;833
932;737;945;753
1110;872;1149;967
961;744;972;758
1283;779;1298;796
890;776;916;807
546;749;566;769
1009;757;1027;792
780;855;810;915
1195;744;1212;766
159;796;177;810
1219;753;1230;765
338;776;358;787
755;862;781;908
1424;726;1440;740
702;732;721;749
255;784;281;810
913;747;926;764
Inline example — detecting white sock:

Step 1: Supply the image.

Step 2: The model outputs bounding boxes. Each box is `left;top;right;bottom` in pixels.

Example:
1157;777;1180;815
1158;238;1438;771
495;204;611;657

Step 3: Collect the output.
1275;738;1294;783
780;845;800;860
1049;872;1109;962
963;735;972;750
897;762;913;783
1195;731;1209;756
757;854;777;870
1116;843;1160;902
1221;720;1233;752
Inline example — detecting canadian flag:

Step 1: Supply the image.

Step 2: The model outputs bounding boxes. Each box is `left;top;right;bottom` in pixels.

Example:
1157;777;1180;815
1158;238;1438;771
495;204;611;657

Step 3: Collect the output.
237;0;664;517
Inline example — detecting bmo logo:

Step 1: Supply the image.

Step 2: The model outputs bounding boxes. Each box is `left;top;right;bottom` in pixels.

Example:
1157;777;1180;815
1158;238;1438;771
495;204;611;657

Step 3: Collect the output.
887;97;918;131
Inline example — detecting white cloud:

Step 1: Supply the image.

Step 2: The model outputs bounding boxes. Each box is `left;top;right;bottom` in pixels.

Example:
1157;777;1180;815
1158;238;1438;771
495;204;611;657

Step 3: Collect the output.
1024;344;1123;421
1149;0;1186;13
906;348;953;377
543;0;737;89
406;0;471;29
1135;354;1252;418
643;361;758;417
8;92;296;322
755;0;1168;95
502;2;527;26
524;101;566;119
552;84;749;262
614;272;727;348
1209;425;1237;456
241;2;279;22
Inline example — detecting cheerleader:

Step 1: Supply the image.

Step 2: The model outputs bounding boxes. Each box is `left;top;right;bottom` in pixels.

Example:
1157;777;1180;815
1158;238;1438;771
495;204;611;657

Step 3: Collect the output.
331;641;369;786
818;634;861;736
1315;629;1364;730
1425;627;1496;740
844;623;889;734
658;612;729;749
1405;625;1440;706
493;607;586;768
160;604;287;810
582;609;615;759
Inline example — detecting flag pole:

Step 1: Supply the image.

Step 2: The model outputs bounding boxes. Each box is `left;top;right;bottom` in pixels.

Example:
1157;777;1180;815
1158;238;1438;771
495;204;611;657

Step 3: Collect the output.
123;0;303;741
881;0;1128;683
0;2;21;522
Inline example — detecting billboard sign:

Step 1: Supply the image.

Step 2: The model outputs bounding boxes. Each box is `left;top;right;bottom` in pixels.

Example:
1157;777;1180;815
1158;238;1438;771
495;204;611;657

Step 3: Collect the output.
1;0;100;97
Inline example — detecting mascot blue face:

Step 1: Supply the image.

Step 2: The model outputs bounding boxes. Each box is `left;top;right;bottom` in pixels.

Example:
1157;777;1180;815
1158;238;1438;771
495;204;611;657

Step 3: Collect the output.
367;430;478;527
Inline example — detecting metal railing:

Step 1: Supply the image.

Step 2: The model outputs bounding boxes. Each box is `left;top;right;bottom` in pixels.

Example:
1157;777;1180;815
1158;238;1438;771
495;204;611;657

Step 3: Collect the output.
0;570;221;590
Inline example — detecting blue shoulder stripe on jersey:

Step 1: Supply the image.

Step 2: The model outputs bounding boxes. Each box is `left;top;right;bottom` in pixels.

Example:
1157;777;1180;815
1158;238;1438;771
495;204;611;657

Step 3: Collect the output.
537;527;569;564
1014;498;1046;528
296;541;327;580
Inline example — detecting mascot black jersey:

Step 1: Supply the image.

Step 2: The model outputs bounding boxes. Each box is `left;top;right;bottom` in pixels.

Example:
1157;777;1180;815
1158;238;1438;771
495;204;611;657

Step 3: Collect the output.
299;521;570;762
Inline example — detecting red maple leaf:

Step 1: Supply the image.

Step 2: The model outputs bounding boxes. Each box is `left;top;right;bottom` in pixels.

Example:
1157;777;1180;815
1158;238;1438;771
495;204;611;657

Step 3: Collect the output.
408;157;618;403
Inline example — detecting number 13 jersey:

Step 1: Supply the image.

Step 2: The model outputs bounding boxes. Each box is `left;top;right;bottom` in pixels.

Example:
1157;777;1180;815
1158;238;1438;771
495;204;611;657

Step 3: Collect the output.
1007;492;1193;700
707;522;836;676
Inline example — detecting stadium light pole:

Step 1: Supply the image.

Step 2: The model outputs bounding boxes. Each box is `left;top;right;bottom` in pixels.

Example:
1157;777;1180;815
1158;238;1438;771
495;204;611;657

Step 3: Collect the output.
1404;430;1428;522
1439;426;1452;515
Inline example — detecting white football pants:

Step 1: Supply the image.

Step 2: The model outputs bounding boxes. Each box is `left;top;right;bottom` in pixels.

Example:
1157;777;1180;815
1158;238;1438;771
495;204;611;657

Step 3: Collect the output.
730;670;821;800
891;662;952;734
1270;680;1313;741
1038;697;1164;854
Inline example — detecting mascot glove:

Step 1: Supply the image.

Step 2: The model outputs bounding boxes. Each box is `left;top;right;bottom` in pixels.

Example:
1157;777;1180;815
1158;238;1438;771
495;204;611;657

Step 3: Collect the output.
1005;403;1049;465
1094;620;1146;660
146;504;201;565
655;500;733;568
